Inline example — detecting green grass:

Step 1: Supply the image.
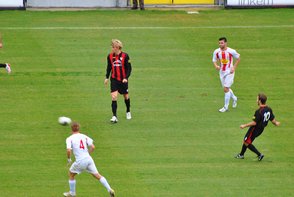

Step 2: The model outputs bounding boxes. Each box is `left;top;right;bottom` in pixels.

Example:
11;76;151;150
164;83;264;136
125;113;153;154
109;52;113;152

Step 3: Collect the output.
0;8;293;196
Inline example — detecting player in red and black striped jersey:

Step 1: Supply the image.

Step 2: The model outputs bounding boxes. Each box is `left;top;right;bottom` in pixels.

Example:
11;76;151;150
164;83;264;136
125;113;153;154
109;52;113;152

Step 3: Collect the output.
104;39;132;123
236;93;280;161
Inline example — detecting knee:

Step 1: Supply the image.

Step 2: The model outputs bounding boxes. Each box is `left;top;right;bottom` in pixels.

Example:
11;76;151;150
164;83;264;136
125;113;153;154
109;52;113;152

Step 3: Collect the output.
69;172;76;180
224;87;229;92
111;93;118;101
243;142;249;146
93;173;102;180
124;94;129;100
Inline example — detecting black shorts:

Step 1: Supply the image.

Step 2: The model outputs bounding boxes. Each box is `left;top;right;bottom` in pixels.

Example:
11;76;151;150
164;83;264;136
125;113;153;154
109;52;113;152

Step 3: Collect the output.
110;78;129;94
244;127;263;144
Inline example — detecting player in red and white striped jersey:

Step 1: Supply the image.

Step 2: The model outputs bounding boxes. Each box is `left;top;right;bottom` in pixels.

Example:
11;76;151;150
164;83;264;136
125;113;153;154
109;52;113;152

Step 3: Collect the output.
212;37;240;112
0;34;11;74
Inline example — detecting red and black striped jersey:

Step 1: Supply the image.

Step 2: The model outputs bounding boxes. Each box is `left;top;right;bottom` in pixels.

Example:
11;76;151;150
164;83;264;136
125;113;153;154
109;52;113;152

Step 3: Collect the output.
106;52;132;81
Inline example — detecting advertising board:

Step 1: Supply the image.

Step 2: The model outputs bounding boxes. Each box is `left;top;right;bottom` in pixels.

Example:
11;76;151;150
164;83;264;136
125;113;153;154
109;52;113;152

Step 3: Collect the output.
225;0;294;7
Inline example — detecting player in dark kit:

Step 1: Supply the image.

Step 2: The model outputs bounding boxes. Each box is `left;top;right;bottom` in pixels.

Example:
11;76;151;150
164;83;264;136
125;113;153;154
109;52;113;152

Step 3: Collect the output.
104;39;132;123
235;93;280;161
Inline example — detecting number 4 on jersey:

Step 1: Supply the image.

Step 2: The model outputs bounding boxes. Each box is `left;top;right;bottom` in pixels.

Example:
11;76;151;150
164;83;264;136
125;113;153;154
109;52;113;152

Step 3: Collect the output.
80;140;85;149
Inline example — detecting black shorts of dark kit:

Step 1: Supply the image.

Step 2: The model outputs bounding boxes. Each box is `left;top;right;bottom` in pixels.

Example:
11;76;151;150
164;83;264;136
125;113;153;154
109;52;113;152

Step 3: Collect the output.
110;78;129;95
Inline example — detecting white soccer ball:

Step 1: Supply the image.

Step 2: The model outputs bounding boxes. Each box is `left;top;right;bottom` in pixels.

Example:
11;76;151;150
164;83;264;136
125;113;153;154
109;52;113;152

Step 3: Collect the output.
58;116;72;126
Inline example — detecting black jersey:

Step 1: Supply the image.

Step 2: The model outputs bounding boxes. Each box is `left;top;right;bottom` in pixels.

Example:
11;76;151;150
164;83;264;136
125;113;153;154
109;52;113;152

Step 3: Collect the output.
252;106;275;134
106;52;132;82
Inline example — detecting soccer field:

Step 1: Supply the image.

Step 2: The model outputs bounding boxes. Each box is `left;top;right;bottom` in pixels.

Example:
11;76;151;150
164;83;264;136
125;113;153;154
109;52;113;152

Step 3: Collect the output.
0;8;293;196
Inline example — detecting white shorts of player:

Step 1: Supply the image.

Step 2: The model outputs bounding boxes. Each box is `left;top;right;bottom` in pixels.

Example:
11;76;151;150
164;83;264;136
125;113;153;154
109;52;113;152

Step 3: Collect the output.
70;156;99;174
220;71;235;88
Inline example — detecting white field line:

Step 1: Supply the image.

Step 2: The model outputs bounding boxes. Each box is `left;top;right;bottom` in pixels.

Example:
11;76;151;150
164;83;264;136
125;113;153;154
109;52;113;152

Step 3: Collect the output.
0;25;293;30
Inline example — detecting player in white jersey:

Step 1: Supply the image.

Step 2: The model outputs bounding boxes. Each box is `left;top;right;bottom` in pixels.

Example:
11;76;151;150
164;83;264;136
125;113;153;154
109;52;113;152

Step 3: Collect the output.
212;37;240;112
63;122;115;197
0;34;12;73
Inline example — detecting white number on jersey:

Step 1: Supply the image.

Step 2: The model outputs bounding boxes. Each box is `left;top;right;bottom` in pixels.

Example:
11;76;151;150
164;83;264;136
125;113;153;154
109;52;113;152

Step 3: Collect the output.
263;112;271;122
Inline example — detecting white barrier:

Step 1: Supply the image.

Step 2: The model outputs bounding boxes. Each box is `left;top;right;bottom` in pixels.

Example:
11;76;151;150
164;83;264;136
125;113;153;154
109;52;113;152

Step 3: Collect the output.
225;0;294;7
0;0;24;8
27;0;128;8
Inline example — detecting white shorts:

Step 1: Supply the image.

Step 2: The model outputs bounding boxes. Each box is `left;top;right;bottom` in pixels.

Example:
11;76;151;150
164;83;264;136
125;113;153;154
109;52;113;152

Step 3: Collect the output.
70;157;99;175
220;72;235;88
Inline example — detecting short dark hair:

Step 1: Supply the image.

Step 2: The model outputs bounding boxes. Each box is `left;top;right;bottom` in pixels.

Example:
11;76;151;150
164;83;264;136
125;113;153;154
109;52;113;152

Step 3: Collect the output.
258;93;267;104
219;37;227;42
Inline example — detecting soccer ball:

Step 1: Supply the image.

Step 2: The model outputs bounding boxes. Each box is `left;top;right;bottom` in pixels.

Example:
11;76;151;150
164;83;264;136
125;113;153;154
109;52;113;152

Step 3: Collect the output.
58;116;72;126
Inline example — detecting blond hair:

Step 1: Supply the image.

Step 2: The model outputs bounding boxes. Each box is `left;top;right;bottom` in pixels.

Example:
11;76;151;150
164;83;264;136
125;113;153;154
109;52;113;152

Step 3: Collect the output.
111;39;123;49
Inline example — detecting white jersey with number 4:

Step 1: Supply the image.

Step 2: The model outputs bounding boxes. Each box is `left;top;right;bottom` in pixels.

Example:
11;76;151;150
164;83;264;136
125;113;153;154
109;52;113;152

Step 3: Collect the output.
212;47;240;73
66;133;93;161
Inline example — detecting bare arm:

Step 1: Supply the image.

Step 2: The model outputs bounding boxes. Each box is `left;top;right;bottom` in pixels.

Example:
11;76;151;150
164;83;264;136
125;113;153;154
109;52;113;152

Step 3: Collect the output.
271;119;280;126
231;56;240;73
88;144;95;154
240;121;256;129
213;61;220;70
66;148;72;165
66;149;71;159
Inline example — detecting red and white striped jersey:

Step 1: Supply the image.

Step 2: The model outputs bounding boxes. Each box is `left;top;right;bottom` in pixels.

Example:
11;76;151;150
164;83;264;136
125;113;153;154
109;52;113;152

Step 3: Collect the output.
212;47;240;72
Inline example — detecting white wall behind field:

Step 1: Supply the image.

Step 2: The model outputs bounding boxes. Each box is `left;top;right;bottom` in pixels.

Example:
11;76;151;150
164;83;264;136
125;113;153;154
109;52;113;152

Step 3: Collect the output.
27;0;129;8
0;0;24;7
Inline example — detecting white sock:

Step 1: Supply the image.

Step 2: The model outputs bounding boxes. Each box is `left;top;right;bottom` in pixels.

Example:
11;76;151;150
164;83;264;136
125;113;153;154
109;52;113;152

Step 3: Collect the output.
99;177;111;192
224;92;230;109
229;89;237;100
69;179;76;194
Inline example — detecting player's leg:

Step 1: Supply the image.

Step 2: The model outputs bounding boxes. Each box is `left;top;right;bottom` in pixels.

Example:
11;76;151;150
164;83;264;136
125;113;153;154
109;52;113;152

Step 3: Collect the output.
219;74;229;112
64;172;77;197
244;131;263;159
92;173;115;196
139;0;145;10
229;89;238;108
247;144;262;157
132;0;138;9
247;141;264;161
87;159;115;197
220;73;236;112
224;87;230;109
64;160;86;196
227;73;237;107
0;63;11;73
111;91;118;115
121;82;131;119
110;79;119;122
236;128;253;159
123;93;131;120
219;86;230;112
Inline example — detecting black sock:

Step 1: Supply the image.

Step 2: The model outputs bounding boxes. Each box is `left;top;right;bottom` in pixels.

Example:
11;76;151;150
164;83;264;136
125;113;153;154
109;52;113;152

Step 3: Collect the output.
248;144;261;156
111;101;117;116
240;144;247;155
125;98;130;113
0;63;6;68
